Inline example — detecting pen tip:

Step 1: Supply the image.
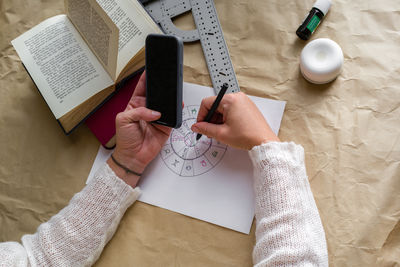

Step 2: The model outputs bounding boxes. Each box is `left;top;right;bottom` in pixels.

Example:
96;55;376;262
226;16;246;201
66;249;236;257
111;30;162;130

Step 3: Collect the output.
196;134;201;141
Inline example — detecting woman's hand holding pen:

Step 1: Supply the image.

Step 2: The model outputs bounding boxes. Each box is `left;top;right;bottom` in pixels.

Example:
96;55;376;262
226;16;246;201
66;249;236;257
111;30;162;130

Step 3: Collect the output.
191;92;280;150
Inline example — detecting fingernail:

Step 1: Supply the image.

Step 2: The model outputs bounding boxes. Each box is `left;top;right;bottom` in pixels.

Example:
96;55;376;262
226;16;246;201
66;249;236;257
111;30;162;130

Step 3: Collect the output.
191;125;199;133
152;111;161;116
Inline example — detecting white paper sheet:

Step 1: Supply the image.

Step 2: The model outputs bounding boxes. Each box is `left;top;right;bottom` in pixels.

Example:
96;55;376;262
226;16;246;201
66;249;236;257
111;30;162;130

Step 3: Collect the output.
87;82;286;234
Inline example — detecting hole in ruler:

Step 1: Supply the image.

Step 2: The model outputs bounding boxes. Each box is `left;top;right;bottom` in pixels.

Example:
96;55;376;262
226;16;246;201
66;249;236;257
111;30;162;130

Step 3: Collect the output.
168;11;197;32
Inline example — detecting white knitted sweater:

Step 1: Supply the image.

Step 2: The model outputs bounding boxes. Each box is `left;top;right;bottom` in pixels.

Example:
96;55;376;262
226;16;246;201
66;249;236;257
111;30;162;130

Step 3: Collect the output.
0;142;328;266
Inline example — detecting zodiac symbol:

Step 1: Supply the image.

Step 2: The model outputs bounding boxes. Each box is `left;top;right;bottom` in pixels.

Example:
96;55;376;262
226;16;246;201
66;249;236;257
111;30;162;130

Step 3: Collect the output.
201;160;207;167
172;159;179;167
212;151;218;158
186;165;192;171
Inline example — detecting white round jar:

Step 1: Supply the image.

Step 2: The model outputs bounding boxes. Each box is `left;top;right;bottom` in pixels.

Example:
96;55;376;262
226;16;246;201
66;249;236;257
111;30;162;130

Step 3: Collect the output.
300;38;344;84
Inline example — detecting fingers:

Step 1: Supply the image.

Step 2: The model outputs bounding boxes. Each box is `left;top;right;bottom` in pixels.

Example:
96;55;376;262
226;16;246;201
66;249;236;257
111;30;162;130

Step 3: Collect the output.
191;121;226;140
197;96;226;122
126;72;146;110
117;107;160;125
210;112;223;124
196;96;215;122
132;71;146;98
127;96;146;109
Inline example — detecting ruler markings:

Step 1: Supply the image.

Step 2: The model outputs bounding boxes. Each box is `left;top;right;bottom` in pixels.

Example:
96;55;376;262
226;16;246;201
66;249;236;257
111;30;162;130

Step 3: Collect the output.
142;0;240;94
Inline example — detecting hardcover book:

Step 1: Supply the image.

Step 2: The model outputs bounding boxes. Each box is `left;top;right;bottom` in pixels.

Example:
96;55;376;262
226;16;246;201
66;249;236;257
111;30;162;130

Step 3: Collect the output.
12;0;161;134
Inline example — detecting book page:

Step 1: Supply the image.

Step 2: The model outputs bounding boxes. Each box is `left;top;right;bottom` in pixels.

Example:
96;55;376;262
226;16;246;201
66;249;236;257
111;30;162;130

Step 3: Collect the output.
65;0;119;80
95;0;161;76
11;15;114;119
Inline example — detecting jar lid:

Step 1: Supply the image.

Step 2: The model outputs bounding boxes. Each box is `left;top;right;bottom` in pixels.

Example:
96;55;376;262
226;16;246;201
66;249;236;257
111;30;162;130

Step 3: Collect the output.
300;38;343;84
313;0;331;15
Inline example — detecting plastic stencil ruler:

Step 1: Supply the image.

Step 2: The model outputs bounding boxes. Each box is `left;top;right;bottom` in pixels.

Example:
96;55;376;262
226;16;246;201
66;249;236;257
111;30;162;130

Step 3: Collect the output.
140;0;240;94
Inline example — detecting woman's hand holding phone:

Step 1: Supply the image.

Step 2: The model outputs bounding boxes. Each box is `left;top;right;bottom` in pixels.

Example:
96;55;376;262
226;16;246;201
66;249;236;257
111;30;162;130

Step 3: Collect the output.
107;72;172;188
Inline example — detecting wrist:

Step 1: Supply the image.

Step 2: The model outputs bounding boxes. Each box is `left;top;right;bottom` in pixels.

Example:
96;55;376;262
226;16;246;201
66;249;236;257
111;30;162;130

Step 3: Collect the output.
260;135;280;145
113;149;147;174
107;153;145;188
248;135;280;150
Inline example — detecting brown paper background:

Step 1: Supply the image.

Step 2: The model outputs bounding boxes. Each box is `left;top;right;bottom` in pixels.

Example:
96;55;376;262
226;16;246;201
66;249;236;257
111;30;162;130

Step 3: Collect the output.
1;0;399;266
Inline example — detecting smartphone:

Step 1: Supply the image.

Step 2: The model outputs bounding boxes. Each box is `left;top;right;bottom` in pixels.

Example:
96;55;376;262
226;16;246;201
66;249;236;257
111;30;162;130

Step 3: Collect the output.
146;34;183;128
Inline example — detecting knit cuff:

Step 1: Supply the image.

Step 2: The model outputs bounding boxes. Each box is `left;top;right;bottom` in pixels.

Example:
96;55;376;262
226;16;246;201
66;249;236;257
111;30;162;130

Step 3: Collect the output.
249;141;304;168
248;141;311;223
90;163;142;208
248;141;306;184
249;142;329;266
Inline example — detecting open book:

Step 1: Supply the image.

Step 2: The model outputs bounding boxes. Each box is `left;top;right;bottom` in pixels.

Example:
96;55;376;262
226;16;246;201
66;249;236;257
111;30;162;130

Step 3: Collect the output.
12;0;161;134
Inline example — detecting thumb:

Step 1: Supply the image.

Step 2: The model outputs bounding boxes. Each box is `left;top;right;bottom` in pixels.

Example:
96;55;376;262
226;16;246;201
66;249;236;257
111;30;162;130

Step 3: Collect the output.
191;122;224;140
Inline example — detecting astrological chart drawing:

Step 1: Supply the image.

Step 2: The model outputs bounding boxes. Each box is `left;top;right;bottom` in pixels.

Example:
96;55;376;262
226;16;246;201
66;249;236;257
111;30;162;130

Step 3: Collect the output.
160;105;228;177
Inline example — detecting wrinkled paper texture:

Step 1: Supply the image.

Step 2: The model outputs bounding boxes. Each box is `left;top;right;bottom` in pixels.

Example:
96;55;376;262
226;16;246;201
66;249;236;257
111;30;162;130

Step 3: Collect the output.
0;0;399;266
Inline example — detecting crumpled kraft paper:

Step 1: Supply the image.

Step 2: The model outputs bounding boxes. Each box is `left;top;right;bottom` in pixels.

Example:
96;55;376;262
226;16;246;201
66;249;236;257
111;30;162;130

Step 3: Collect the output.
1;0;399;266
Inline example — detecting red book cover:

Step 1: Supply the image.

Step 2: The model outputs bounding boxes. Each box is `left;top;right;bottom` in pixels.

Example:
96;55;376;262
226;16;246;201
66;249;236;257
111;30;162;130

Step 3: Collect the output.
85;72;142;149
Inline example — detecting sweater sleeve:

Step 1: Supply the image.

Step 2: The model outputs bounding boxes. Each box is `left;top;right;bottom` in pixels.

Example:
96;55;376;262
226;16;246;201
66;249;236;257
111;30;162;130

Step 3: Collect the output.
0;163;140;267
248;142;328;267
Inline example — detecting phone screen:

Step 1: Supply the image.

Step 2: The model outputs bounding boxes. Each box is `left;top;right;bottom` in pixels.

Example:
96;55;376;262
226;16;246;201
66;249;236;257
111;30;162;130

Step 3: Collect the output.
146;34;182;128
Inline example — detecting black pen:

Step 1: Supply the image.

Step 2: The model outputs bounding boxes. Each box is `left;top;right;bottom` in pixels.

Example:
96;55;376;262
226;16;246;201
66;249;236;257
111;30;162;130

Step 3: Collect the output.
196;83;229;141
